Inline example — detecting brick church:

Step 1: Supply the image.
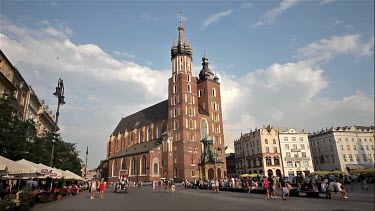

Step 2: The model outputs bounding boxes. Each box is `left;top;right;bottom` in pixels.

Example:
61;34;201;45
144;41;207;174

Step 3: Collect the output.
106;14;226;183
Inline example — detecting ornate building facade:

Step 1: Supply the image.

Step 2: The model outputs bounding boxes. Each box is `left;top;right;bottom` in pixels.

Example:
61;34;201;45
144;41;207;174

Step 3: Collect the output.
309;126;374;172
106;15;226;183
234;125;284;177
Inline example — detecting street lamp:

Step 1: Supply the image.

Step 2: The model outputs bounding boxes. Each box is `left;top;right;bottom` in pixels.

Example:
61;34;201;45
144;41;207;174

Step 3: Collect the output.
50;78;66;168
85;146;88;178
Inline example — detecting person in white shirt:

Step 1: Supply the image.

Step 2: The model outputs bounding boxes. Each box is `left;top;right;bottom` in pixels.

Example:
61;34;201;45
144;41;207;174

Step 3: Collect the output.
334;181;348;199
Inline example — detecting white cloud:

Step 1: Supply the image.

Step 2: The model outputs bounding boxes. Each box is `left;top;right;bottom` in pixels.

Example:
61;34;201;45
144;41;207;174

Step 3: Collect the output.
139;14;159;21
0;19;170;166
320;0;335;5
298;34;374;63
114;50;137;59
49;2;59;7
254;0;299;27
240;3;253;9
202;10;233;29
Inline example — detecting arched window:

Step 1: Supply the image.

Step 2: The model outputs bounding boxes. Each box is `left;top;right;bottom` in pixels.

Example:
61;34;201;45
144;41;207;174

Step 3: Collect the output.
274;156;280;165
266;156;272;166
153;163;158;174
121;137;125;150
173;84;177;93
189;119;193;129
156;125;160;139
187;84;191;93
129;132;134;143
121;158;126;170
188;95;192;104
139;130;143;143
287;161;293;167
173;74;177;83
141;156;147;175
200;118;208;139
212;88;216;97
130;157;136;175
115;139;119;152
174;120;179;130
190;133;195;141
112;159;118;177
198;89;202;97
189;107;193;116
147;128;152;141
174;107;177;117
295;161;301;167
187;74;191;82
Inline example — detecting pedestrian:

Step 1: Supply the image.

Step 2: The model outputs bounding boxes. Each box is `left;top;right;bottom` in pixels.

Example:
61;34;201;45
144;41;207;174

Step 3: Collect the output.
271;175;277;199
152;180;156;190
215;178;220;193
170;178;176;193
279;175;287;200
263;176;270;200
99;178;106;199
90;179;97;199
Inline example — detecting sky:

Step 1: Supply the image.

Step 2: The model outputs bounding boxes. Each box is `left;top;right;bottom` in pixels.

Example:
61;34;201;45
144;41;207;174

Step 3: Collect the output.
0;0;374;169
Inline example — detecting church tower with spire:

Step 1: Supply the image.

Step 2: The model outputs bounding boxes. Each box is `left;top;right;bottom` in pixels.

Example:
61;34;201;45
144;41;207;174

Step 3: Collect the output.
165;12;226;181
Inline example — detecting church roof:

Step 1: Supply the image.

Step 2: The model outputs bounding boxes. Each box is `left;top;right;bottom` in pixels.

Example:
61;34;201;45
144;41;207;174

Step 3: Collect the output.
110;138;162;159
112;100;168;135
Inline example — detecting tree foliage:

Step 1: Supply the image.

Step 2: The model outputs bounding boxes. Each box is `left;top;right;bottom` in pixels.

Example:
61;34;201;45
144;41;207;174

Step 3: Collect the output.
0;97;82;176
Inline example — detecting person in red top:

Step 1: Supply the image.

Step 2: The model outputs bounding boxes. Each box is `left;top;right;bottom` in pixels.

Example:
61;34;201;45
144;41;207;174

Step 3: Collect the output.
99;178;106;199
263;176;270;200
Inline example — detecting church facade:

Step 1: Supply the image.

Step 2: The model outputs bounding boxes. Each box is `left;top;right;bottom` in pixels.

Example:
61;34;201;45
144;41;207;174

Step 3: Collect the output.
106;16;226;183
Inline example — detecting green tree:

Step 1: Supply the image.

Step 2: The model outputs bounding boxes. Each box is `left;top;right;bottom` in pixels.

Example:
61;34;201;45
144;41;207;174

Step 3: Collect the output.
0;97;83;176
0;96;36;160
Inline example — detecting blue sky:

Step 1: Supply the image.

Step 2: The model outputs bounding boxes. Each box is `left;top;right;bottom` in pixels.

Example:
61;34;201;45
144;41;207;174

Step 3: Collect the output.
1;0;374;169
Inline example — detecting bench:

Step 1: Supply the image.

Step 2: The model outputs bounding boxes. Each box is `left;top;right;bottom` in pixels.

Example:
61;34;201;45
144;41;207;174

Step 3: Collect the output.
298;190;330;199
329;192;347;200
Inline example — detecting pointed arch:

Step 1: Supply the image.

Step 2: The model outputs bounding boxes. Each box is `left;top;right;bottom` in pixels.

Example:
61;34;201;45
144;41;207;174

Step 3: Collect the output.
200;118;209;139
141;155;147;175
130;157;136;175
121;158;126;170
112;159;118;177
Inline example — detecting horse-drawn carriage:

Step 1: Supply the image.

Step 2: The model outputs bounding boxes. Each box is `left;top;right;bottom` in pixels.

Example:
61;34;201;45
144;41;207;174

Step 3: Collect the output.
114;170;129;193
114;178;129;193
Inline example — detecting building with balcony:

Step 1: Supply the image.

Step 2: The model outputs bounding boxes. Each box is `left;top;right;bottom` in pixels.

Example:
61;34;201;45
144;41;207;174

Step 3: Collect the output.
0;50;57;136
279;128;314;177
309;126;374;172
234;125;284;177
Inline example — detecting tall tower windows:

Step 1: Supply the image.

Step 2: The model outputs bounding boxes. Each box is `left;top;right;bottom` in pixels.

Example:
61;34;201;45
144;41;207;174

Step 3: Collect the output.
174;107;178;117
180;57;183;70
198;89;202;97
188;95;192;104
189;107;193;116
173;74;177;83
212;88;216;97
187;74;191;82
187;84;191;93
174;120;179;130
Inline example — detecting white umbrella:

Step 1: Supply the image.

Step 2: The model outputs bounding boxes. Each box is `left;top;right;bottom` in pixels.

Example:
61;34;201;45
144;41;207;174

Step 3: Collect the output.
0;156;37;175
62;170;76;180
0;164;8;175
